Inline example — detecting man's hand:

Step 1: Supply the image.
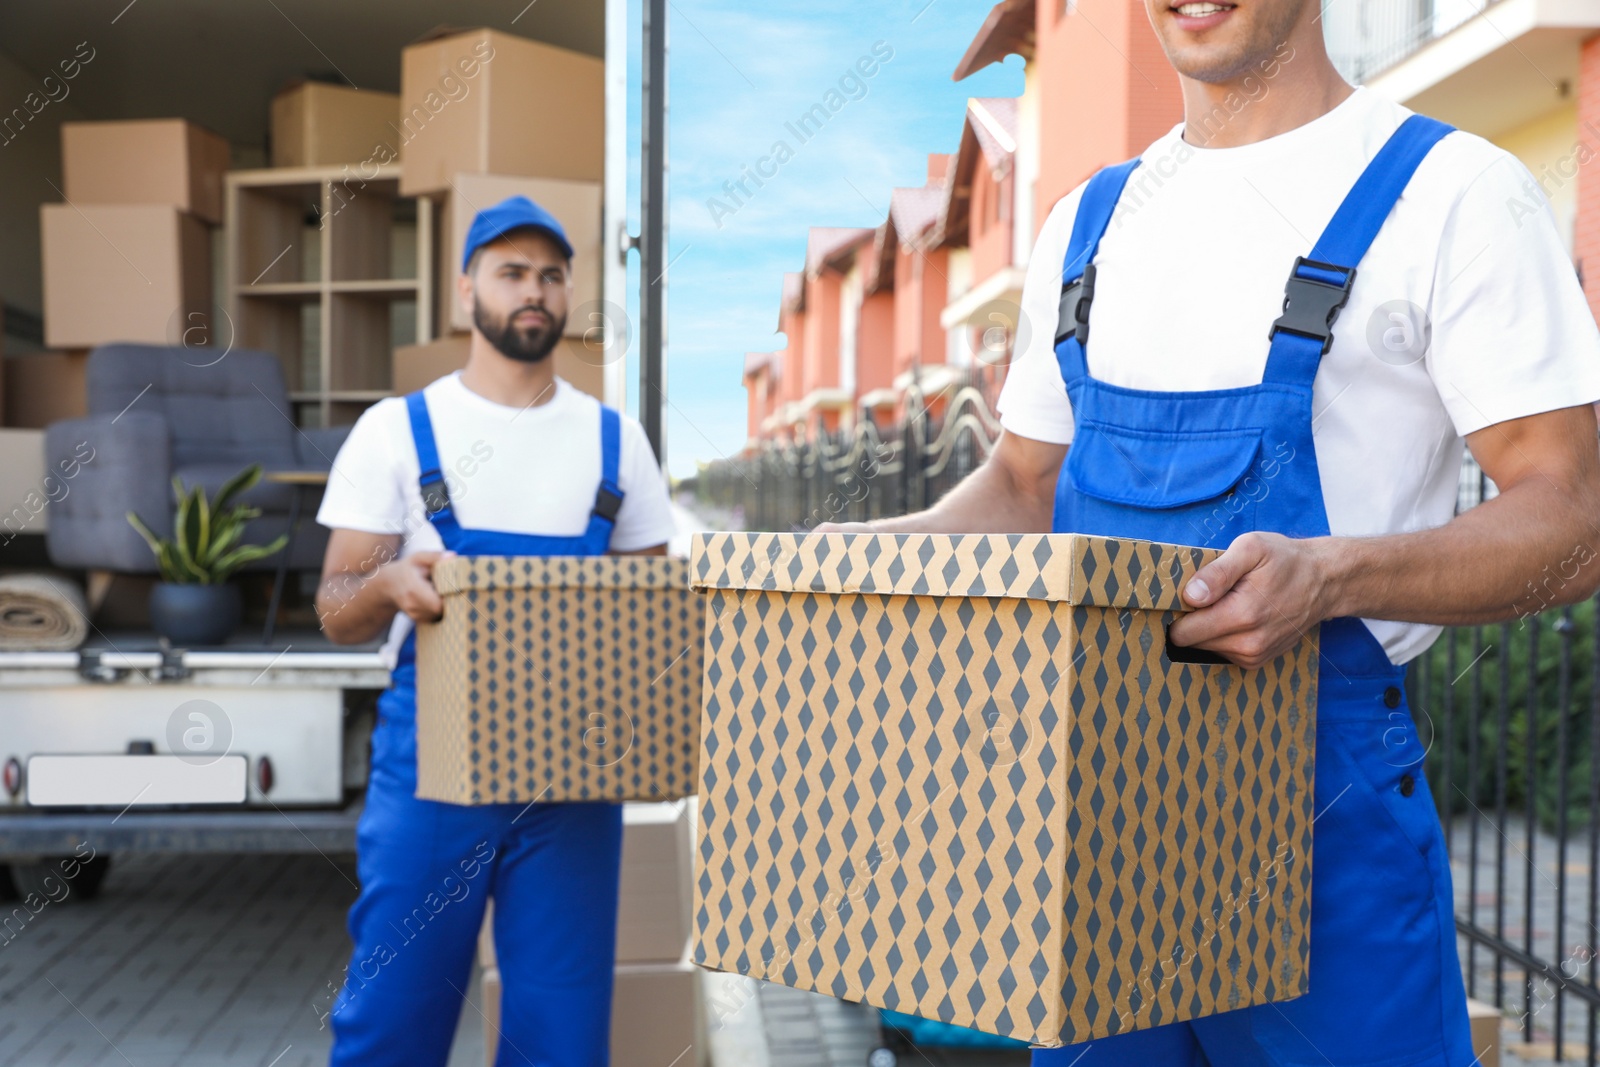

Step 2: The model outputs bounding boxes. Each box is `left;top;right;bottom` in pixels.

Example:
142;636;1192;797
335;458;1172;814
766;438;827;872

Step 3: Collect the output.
317;530;453;644
1167;532;1334;669
383;550;453;623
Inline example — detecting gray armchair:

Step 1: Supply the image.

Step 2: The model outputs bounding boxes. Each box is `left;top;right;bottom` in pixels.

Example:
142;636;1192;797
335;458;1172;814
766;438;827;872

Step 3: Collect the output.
45;344;350;574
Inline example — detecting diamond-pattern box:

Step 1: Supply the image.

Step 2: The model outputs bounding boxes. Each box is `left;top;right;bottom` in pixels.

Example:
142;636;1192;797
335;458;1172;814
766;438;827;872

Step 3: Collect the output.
687;532;1318;1047
414;555;702;804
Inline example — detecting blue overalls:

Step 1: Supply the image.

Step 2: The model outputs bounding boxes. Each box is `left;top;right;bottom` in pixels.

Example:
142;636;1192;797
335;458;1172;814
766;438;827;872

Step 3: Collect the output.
1032;115;1477;1066
329;392;628;1067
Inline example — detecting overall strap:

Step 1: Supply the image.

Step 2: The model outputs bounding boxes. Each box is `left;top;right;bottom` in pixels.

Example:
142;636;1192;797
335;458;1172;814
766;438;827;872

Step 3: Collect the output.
404;391;465;549
581;405;625;549
1262;113;1455;385
1053;157;1142;385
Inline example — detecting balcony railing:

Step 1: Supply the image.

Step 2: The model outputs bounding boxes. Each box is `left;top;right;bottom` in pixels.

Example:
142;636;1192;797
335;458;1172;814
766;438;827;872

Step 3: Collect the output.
1324;0;1509;83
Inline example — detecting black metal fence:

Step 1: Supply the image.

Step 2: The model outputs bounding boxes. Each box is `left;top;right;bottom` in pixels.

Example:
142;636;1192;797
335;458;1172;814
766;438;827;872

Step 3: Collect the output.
694;383;1003;532
693;386;1600;1061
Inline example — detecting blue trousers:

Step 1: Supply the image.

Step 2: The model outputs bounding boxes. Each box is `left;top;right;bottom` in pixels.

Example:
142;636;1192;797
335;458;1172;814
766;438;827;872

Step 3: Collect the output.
1032;676;1476;1066
329;691;624;1067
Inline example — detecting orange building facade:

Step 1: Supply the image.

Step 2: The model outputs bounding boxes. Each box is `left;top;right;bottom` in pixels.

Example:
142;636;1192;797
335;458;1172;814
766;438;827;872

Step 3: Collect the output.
740;0;1600;451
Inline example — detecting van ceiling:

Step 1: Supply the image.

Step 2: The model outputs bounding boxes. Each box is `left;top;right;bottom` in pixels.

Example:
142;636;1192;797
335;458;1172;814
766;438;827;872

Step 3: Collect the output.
0;0;606;147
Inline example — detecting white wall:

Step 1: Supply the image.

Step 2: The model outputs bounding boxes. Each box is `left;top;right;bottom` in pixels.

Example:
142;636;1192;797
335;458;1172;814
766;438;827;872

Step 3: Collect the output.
1015;61;1040;261
1322;0;1432;82
1495;104;1581;253
839;263;861;397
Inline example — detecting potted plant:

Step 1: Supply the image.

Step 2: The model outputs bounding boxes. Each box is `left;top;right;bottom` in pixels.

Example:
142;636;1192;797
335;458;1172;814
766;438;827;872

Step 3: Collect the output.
127;464;288;646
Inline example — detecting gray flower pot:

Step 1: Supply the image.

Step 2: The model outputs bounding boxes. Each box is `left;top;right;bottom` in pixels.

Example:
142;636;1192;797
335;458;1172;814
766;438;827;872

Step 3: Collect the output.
148;583;241;647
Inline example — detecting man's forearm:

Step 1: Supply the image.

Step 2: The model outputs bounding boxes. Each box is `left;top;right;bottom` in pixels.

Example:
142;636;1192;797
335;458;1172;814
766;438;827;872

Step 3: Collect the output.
317;565;398;644
1316;475;1599;626
869;432;1064;535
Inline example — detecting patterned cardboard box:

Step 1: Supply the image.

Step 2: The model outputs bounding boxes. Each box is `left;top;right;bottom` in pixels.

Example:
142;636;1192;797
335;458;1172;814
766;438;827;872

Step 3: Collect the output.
688;532;1318;1047
415;555;703;804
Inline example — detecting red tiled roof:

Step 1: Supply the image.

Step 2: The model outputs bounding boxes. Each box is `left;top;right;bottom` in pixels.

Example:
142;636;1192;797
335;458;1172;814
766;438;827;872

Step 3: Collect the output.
968;97;1018;168
952;0;1036;82
805;227;873;274
743;351;778;378
889;184;945;243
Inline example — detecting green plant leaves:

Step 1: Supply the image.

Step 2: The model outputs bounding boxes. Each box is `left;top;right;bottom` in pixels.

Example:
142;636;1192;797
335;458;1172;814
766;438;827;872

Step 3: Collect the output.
125;463;288;585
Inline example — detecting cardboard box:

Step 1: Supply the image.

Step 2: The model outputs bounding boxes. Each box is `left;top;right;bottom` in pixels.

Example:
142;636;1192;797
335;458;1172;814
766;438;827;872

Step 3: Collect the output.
0;430;47;533
270;82;400;168
481;950;706;1067
416;556;703;804
61;119;230;224
479;901;497;970
1467;998;1501;1067
4;352;88;429
392;335;607;401
399;28;603;196
618;801;694;962
687;532;1319;1047
438;173;602;335
481;965;501;1062
611;956;707;1067
393;335;469;395
41;205;210;349
477;801;693;967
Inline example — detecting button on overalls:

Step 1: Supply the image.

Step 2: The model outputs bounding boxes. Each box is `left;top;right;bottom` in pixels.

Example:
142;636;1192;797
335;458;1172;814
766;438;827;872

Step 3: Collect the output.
1032;115;1477;1066
329;392;628;1067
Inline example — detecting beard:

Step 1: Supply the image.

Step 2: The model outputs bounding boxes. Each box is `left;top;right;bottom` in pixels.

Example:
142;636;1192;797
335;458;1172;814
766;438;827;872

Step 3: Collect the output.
1154;0;1308;84
473;297;567;364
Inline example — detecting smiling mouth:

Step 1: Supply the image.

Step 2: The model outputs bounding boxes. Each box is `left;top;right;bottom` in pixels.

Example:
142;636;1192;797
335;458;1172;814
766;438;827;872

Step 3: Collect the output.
1172;2;1236;15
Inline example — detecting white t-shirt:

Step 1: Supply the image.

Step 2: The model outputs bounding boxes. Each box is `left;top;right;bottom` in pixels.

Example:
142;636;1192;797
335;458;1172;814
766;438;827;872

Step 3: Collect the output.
317;373;679;664
999;87;1600;664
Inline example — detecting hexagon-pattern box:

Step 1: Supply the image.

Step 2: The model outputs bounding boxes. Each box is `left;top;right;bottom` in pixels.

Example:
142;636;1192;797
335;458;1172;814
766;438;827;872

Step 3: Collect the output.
415;555;703;804
688;531;1317;1047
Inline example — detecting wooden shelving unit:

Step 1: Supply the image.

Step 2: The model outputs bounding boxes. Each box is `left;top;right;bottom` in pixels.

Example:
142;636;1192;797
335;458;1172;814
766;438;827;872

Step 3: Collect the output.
224;164;434;427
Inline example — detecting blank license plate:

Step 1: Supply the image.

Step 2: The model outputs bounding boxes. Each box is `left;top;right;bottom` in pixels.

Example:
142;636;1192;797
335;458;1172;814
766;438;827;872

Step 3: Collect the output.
27;754;247;807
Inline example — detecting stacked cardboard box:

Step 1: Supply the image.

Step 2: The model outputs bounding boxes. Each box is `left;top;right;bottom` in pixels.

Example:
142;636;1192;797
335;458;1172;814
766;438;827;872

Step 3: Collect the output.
61;119;230;223
1467;998;1502;1067
398;28;604;197
3;351;88;429
397;27;607;399
37;119;224;360
479;801;705;1066
269;82;399;168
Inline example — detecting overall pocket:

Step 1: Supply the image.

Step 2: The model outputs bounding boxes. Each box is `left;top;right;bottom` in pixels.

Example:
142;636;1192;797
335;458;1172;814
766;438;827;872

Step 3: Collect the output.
1057;423;1265;547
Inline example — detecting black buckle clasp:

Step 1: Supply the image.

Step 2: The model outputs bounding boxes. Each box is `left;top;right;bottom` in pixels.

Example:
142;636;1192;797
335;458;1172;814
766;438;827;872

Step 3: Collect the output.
592;484;623;523
419;471;452;517
1054;263;1097;348
1268;256;1356;355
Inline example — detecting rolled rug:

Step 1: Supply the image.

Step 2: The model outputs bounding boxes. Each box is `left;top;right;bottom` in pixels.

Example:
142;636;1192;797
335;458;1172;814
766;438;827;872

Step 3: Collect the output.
0;572;89;650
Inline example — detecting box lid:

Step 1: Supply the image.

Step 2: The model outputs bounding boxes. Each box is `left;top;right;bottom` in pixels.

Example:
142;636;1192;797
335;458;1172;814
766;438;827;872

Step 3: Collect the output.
433;554;686;596
689;532;1217;611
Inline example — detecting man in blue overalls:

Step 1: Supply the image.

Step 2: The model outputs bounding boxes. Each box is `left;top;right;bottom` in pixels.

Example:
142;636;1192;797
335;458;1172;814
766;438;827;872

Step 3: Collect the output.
823;1;1600;1063
314;196;678;1066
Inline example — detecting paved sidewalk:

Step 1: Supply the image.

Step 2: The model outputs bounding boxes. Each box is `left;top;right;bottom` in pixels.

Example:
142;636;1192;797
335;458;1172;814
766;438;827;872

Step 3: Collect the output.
0;852;486;1067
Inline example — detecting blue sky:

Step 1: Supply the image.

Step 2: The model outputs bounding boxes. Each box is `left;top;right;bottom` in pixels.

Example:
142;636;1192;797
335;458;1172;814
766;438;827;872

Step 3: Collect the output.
623;0;1023;478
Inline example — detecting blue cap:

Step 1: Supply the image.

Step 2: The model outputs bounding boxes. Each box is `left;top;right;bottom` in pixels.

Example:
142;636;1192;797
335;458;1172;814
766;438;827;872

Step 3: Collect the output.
460;195;575;272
